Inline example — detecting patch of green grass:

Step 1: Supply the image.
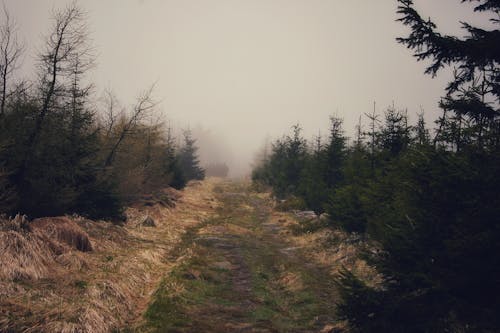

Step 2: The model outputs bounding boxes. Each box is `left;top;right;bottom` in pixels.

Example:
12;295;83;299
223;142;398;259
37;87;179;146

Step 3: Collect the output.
165;217;220;262
74;280;88;290
238;202;337;331
141;250;236;332
252;306;277;321
143;279;188;331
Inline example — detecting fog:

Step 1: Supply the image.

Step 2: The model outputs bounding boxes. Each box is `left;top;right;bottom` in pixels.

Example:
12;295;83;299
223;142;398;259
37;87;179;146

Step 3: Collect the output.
4;0;492;177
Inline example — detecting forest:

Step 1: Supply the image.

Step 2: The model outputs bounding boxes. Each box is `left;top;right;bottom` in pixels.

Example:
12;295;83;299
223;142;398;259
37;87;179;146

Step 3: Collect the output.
252;0;500;332
0;4;206;221
0;0;499;332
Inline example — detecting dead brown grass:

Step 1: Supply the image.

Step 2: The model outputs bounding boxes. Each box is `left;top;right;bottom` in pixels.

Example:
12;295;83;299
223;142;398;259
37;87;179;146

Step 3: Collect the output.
0;179;220;332
271;212;381;287
31;217;93;252
0;230;54;281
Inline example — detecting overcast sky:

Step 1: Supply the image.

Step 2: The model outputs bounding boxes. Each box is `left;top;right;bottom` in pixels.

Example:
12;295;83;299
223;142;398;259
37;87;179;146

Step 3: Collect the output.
3;0;493;176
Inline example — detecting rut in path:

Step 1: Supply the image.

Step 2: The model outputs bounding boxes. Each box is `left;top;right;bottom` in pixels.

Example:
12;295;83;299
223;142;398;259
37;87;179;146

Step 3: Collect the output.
141;181;341;333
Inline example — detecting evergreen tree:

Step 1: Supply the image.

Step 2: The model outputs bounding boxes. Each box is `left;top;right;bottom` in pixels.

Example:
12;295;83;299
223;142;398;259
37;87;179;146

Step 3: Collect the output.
283;124;308;196
0;4;122;219
298;134;328;213
335;2;500;332
326;139;370;233
177;129;205;182
414;112;431;146
323;116;347;189
378;107;411;157
397;0;500;150
165;126;186;189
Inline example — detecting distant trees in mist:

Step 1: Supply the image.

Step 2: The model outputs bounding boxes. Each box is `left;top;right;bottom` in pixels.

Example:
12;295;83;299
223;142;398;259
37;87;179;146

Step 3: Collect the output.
253;0;500;331
0;3;204;220
204;162;229;178
190;125;235;177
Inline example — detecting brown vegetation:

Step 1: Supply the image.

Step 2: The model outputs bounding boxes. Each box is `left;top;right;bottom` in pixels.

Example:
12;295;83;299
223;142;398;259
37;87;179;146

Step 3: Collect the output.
0;229;54;281
269;211;381;287
0;180;219;332
31;217;93;253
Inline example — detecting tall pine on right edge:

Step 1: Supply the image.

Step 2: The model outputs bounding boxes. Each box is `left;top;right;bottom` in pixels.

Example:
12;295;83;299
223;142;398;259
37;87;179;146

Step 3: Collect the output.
336;1;500;332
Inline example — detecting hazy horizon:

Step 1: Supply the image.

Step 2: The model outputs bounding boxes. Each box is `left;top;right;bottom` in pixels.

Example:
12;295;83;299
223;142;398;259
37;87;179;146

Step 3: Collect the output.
4;0;493;177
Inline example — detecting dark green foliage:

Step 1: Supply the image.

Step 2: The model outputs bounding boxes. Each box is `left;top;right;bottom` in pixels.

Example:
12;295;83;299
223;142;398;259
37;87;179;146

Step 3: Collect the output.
378;107;410;157
335;270;388;332
397;0;500;151
0;88;123;219
252;124;307;200
336;267;452;333
74;173;123;220
168;160;187;190
166;155;186;190
253;104;500;331
0;4;187;221
176;130;205;183
323;116;347;188
297;154;328;213
414;112;431;146
272;125;308;198
162;126;186;190
331;2;500;332
0;3;127;220
337;149;500;332
326;185;367;233
252;120;344;213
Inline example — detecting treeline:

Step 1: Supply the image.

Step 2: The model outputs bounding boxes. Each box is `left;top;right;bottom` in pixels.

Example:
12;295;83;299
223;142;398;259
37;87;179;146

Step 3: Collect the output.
0;4;204;220
253;0;500;331
205;162;229;178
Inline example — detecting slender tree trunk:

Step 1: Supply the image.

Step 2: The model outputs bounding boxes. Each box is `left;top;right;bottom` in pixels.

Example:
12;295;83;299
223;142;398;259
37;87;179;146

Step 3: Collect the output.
0;58;7;116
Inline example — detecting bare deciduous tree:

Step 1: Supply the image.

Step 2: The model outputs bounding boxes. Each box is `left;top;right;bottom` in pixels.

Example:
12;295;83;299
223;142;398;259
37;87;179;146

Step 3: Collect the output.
29;2;92;150
0;4;24;117
103;84;158;167
100;88;123;139
17;2;93;184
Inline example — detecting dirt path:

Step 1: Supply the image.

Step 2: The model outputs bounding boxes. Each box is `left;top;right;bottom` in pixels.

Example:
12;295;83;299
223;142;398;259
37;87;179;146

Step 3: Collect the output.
139;180;340;333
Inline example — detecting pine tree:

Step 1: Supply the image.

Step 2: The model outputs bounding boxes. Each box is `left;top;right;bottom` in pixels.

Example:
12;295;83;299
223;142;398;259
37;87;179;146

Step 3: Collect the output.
414;112;431;146
177;129;205;182
335;2;500;332
298;133;328;213
284;124;307;195
323;116;346;189
165;126;186;189
397;0;500;150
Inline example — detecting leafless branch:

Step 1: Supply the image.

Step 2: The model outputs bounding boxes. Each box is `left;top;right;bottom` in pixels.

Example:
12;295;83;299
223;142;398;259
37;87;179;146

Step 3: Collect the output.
20;2;93;182
0;3;24;116
103;84;158;167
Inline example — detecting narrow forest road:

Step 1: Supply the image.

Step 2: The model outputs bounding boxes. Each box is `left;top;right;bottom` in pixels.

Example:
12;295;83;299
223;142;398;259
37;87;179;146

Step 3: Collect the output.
139;180;341;333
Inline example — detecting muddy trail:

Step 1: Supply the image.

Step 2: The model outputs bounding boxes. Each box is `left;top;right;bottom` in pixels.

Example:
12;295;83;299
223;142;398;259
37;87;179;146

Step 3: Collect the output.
139;181;340;333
